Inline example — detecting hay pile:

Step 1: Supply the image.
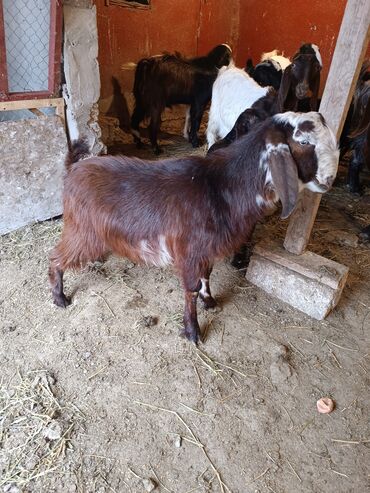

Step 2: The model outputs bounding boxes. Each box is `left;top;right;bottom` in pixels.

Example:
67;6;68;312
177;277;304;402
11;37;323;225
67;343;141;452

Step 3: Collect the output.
0;371;81;492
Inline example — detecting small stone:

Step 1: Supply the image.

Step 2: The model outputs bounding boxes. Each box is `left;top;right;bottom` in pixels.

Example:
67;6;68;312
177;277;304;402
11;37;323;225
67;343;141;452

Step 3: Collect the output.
43;421;62;440
139;316;158;328
174;435;182;448
272;344;289;360
3;485;20;493
142;478;157;492
317;397;335;414
325;230;358;248
83;351;92;360
270;359;293;385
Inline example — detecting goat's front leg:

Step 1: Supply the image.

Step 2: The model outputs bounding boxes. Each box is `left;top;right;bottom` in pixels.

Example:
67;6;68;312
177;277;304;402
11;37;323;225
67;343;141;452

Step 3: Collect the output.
199;267;217;309
189;102;206;148
231;223;257;270
347;152;363;194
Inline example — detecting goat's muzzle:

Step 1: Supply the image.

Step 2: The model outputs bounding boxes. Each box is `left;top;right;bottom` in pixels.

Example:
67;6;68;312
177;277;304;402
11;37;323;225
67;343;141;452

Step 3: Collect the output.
313;175;335;193
295;83;313;100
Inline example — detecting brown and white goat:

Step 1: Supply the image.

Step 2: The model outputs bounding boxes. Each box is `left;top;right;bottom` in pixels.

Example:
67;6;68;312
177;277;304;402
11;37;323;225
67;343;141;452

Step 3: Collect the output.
49;112;338;344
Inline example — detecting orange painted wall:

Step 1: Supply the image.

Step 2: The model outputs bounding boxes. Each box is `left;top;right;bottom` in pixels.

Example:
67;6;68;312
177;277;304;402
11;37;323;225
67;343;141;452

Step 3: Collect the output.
95;0;238;102
237;0;348;93
95;0;368;105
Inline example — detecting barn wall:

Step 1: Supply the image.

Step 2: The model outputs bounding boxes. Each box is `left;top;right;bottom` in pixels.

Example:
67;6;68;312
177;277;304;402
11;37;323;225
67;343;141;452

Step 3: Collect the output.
95;0;365;113
95;0;244;116
237;0;348;93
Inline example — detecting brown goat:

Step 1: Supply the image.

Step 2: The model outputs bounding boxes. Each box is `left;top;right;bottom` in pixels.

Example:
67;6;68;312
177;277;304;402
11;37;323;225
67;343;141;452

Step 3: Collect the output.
49;112;338;344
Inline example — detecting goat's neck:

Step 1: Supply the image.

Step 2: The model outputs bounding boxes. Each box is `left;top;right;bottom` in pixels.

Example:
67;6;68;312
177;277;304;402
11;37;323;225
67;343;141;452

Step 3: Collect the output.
217;154;268;236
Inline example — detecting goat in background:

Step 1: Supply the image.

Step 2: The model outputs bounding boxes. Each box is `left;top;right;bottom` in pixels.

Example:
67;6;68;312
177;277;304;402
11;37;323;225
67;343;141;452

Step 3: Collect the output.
206;43;322;149
130;44;232;154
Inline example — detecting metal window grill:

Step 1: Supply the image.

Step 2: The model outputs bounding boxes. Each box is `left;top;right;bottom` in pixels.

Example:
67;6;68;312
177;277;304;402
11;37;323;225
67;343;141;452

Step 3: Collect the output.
3;0;50;92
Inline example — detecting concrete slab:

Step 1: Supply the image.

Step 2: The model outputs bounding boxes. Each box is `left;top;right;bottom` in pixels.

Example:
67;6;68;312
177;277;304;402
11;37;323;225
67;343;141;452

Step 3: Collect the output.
63;4;105;155
246;240;349;320
0;116;68;235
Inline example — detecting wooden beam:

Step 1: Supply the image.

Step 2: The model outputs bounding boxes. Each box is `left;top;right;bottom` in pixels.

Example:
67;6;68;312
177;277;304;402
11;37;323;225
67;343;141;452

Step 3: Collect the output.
0;0;9;96
0;97;64;112
0;97;66;128
284;0;370;255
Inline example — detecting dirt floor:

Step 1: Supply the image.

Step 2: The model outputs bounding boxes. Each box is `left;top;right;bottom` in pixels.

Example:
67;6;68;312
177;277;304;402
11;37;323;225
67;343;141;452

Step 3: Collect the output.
1;116;369;493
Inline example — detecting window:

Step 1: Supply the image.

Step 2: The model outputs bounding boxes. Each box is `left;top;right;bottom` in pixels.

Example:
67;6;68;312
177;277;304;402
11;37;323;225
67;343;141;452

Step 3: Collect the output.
0;0;62;101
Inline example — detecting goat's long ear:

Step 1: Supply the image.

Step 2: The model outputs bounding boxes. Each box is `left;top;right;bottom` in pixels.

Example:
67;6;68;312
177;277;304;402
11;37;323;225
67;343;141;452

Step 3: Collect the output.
277;65;292;112
310;73;320;110
268;142;299;219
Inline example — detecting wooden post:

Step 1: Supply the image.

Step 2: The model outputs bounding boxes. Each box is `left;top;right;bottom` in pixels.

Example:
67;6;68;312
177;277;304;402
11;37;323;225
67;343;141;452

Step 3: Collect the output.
284;0;370;255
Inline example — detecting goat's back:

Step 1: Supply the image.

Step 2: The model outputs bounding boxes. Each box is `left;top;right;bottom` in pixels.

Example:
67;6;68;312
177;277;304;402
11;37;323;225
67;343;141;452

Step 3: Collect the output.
207;65;269;143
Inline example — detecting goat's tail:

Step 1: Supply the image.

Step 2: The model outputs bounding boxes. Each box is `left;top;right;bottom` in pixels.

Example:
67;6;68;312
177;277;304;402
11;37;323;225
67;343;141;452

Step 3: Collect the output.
133;58;152;101
65;139;90;172
261;49;279;62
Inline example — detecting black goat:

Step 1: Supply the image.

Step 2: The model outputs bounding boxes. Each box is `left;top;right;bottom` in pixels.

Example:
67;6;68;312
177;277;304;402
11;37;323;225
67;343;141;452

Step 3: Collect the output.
245;50;291;90
343;60;370;193
278;43;322;112
130;44;232;154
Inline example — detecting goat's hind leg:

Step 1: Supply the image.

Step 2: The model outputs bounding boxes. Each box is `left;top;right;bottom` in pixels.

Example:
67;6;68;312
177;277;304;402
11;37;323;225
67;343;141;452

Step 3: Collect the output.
49;256;70;308
131;104;145;148
149;108;163;155
49;236;107;308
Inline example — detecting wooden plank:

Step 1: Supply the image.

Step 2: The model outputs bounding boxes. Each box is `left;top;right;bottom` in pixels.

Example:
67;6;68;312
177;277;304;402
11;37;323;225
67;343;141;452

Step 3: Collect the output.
0;97;64;112
48;0;63;96
29;108;46;118
284;0;370;255
0;0;9;96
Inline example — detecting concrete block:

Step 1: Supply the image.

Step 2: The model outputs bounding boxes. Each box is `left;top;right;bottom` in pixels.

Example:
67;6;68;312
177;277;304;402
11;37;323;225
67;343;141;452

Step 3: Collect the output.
245;240;349;320
0;116;68;235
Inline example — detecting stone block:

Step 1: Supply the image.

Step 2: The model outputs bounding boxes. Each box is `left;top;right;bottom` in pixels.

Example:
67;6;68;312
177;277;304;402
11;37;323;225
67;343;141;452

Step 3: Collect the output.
0;116;68;235
246;240;349;320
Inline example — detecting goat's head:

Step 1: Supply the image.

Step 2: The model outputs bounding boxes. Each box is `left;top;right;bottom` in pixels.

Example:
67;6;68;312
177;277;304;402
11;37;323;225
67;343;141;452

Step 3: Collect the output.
278;44;322;111
208;44;233;68
261;112;339;218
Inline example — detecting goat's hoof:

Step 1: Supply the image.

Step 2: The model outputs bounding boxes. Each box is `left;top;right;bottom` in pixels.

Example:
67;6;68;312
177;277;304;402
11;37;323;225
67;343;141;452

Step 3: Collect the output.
231;255;249;270
153;146;163;155
347;183;363;195
201;296;217;310
53;294;71;308
359;227;370;242
135;141;144;149
179;328;199;345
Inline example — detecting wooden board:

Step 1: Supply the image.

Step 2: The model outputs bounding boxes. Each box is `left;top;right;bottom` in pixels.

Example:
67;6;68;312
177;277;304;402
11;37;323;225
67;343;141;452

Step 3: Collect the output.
284;0;370;255
0;97;65;127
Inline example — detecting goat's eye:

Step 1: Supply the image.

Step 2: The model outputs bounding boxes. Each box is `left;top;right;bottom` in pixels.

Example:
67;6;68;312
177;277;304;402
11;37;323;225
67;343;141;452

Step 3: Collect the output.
300;140;310;145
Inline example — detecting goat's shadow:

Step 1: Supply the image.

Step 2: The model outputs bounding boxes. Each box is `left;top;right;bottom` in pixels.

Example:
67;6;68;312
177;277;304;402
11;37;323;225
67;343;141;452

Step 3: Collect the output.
107;76;131;133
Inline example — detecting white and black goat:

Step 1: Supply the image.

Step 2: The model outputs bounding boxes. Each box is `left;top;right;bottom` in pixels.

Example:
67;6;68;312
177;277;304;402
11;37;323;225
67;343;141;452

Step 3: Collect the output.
49;112;338;344
207;43;322;148
130;44;232;154
246;49;291;90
